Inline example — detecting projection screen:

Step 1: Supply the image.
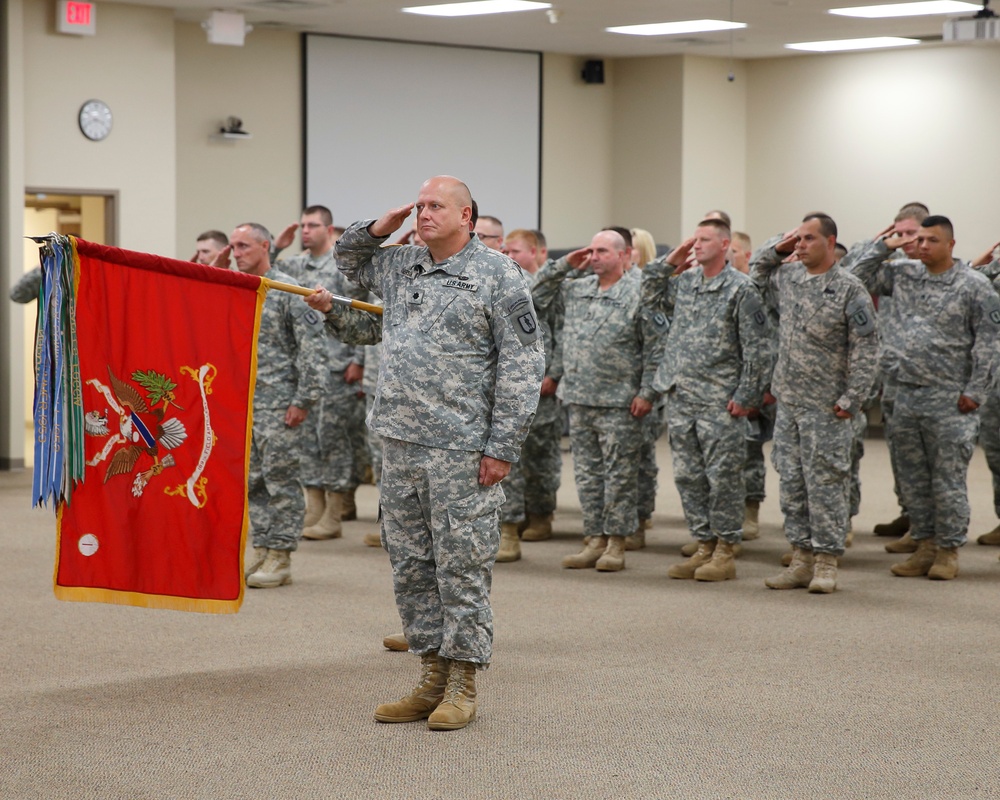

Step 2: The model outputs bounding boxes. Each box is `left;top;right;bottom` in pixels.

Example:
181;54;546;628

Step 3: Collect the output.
304;34;541;233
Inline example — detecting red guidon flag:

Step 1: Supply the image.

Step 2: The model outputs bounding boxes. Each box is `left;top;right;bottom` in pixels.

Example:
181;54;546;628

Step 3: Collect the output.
50;238;264;613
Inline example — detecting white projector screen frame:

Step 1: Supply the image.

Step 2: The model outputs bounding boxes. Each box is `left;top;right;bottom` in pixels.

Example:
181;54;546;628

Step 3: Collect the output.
304;34;542;235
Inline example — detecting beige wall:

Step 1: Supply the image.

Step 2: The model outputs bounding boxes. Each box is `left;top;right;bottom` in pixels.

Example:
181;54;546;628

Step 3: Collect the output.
22;0;176;256
680;57;748;238
746;45;1000;254
174;22;302;258
540;54;616;250
542;53;748;250
611;56;684;247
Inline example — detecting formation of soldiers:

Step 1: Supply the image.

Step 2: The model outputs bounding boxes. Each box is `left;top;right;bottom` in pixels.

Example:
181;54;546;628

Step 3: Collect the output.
11;201;1000;597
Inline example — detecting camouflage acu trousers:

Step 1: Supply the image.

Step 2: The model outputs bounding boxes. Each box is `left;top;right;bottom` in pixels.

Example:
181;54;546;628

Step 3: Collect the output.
249;410;305;551
880;376;906;513
567;404;641;539
744;401;775;503
501;414;562;523
637;404;664;521
666;398;745;544
772;403;852;556
300;370;367;493
849;410;867;519
380;438;503;666
365;393;383;486
977;396;1000;518
893;386;979;548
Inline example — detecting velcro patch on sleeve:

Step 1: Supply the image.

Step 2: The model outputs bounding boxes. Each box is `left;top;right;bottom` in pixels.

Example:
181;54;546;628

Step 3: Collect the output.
984;292;1000;327
846;295;875;336
303;308;325;329
743;291;766;327
505;291;540;346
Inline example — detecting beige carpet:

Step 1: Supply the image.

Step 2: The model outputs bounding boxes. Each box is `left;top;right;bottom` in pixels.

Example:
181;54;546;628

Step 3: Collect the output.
2;438;999;800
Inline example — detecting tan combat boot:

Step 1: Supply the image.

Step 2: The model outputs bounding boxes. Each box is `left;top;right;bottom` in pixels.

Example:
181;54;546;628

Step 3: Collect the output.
743;501;760;541
496;522;522;563
680;540;700;557
363;529;383;548
873;514;910;537
808;552;838;593
765;547;814;590
624;520;647;551
383;633;409;652
562;536;608;569
302;491;344;540
596;536;626;571
885;531;918;554
683;539;742;558
890;538;937;577
427;659;478;731
244;545;268;578
780;547;794;567
521;513;553;541
668;540;716;579
976;524;1000;546
928;547;959;580
694;540;737;582
246;549;292;588
342;488;358;521
374;652;447;723
303;487;326;528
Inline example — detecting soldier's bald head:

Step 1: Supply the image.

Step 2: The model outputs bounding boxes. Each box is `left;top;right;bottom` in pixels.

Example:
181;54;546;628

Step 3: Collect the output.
423;175;472;208
593;229;626;252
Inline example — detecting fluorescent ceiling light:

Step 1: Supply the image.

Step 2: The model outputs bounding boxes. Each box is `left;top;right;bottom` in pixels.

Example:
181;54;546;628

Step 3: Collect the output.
607;19;747;36
402;1;551;16
785;36;921;51
829;1;980;18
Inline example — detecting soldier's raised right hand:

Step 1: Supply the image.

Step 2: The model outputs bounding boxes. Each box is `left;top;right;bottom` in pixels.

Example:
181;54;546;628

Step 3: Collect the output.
774;231;800;255
667;237;696;268
566;246;594;270
369;203;415;238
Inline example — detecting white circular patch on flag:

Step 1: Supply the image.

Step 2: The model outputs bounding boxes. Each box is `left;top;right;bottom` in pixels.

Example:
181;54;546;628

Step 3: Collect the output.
78;534;99;557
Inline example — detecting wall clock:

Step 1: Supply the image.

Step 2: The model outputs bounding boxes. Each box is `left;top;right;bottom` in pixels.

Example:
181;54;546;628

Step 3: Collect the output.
79;99;113;141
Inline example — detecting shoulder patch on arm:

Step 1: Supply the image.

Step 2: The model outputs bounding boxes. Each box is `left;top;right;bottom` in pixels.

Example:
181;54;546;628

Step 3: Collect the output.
846;295;875;337
741;290;766;327
504;290;540;346
982;291;1000;327
302;307;325;329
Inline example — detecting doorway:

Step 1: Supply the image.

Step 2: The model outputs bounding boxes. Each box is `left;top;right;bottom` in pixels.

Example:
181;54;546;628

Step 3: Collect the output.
19;190;117;467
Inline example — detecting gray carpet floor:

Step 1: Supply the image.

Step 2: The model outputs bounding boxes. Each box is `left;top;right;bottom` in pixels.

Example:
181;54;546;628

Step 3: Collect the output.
2;438;1000;800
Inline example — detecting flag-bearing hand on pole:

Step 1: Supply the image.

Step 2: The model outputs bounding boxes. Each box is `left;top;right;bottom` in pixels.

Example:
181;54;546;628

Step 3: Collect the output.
264;278;383;316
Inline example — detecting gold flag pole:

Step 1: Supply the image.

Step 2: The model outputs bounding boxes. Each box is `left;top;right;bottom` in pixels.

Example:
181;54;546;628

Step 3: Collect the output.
262;278;384;316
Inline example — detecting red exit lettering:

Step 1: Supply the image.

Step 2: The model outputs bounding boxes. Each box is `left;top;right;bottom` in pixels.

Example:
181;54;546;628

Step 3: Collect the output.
66;2;91;25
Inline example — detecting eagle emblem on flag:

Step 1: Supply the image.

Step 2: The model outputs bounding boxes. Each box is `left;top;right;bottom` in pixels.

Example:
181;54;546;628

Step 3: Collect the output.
86;367;189;497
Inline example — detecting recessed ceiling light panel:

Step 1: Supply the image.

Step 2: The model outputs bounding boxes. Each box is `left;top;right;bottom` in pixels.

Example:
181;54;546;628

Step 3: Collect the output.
829;1;980;18
785;36;921;51
607;19;747;36
402;0;552;17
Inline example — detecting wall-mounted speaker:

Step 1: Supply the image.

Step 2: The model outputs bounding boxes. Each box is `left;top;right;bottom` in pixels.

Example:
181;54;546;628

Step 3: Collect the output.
581;59;604;84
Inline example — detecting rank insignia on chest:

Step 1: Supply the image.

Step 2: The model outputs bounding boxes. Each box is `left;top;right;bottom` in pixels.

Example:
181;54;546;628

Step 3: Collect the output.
990;310;1000;326
753;310;766;326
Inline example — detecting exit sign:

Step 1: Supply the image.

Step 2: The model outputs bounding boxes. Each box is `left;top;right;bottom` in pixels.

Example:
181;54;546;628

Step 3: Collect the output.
57;0;96;35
